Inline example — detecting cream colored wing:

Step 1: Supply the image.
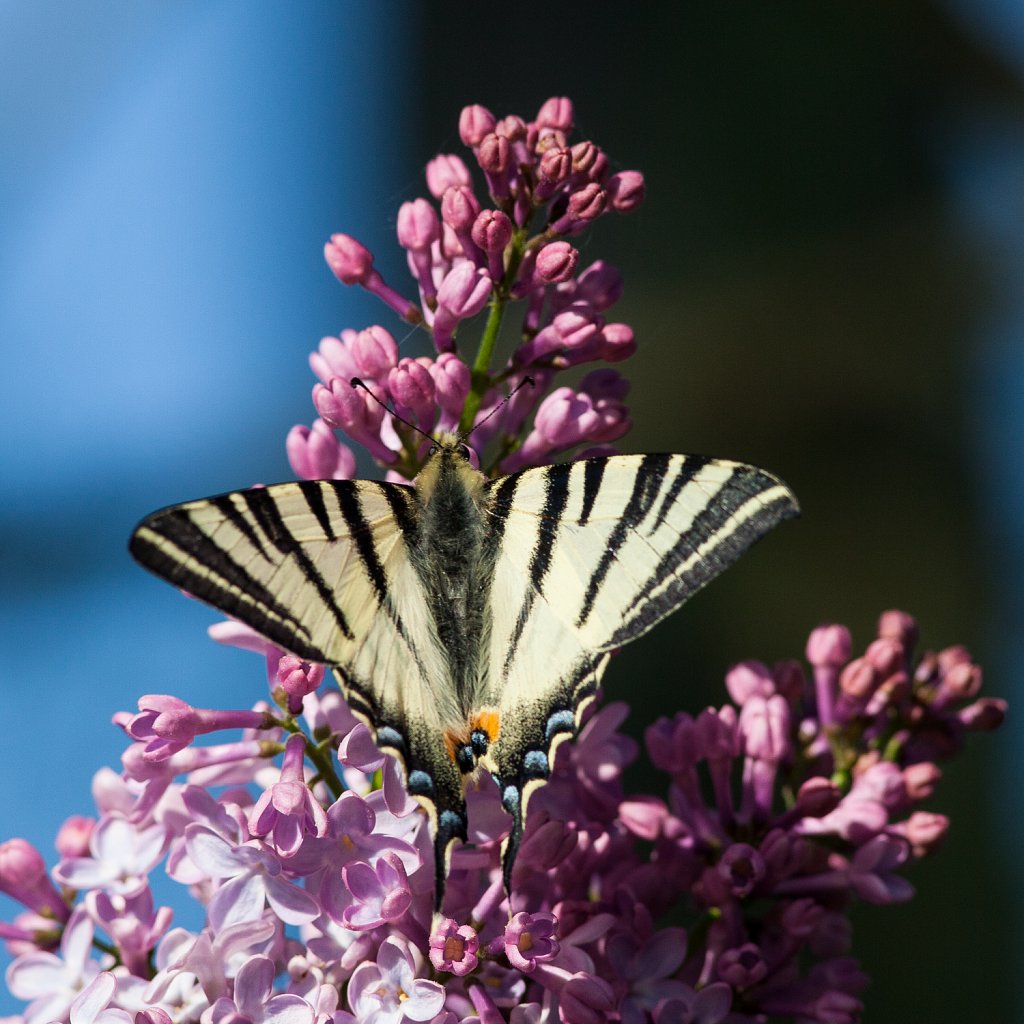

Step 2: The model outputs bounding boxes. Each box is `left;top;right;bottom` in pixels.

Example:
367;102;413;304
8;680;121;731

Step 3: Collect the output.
130;480;468;889
482;453;799;886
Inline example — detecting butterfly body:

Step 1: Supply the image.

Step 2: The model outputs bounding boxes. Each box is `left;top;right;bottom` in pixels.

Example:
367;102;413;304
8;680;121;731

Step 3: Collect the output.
130;439;799;905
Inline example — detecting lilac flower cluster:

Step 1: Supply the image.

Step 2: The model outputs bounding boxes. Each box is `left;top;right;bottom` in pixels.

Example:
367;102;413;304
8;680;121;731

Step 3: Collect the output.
290;96;643;483
1;99;1006;1024
0;614;1003;1024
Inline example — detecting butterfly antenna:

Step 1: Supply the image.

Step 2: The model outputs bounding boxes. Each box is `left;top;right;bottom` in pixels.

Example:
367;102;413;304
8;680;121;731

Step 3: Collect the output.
465;376;535;441
350;377;436;447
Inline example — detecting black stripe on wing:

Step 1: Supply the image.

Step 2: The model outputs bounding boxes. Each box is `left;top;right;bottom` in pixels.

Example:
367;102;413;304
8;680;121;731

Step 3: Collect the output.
240;488;355;642
576;453;671;628
502;463;572;671
130;501;328;663
611;465;799;645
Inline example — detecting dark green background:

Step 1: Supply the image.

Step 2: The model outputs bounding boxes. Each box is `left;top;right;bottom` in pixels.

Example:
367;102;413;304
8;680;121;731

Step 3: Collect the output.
414;4;1020;1021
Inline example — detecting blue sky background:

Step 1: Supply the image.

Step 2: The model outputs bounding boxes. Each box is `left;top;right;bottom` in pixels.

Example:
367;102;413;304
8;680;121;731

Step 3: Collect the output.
2;2;1023;1021
0;4;414;988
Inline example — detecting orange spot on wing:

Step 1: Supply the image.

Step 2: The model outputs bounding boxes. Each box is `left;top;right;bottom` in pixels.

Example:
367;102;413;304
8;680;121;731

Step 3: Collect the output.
443;730;461;763
473;709;501;742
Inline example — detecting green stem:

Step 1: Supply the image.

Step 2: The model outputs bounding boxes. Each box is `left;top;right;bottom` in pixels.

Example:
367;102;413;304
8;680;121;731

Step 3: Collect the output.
459;298;506;433
458;229;529;435
281;720;346;800
93;936;120;960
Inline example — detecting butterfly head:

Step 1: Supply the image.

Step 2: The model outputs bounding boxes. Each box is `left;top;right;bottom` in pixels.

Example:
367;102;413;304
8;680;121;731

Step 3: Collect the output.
416;431;485;503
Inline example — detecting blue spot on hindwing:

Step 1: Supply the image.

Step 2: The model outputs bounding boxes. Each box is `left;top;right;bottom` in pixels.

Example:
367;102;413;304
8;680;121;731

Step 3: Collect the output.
407;770;434;796
523;750;549;778
375;726;406;754
544;709;575;741
439;809;465;834
502;785;521;814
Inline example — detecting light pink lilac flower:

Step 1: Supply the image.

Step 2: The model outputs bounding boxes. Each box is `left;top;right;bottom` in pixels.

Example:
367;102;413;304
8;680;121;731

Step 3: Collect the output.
346;938;444;1024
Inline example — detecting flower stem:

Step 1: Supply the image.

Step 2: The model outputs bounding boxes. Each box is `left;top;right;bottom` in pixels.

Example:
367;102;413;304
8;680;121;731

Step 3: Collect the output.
459;229;528;434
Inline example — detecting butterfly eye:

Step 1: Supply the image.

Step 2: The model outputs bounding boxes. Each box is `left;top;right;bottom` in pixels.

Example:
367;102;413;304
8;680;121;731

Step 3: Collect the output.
458;443;471;460
428;444;439;457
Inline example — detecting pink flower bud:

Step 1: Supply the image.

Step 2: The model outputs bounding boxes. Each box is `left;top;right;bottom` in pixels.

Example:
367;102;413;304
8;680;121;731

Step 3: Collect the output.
477;133;510;175
324;233;374;285
943;660;982;700
429;353;471;415
537;146;572;192
793;776;843;818
694;705;739;763
902;761;941;801
645;713;698;773
840;657;877;699
536;96;574;132
739;693;791;763
589;399;630;444
459;103;496;146
433;263;492;351
314;378;378;433
286;420;356;481
397;198;440;252
534;388;600;448
806;624;853;667
902;811;949;856
388;358;436;417
566;182;607;221
351;325;399;378
878;609;918;651
570;141;601;177
569;260;623;311
534;241;578;284
310;332;359;386
441;185;481;233
55;816;95;858
959;696;1006;731
436;263;492;319
425;153;472;198
865;638;902;676
276;655;325;707
607;170;645;212
136;1010;173;1024
495;114;526;142
312;378;394;462
726;660;776;705
0;840;46;888
471;209;512;254
938;644;972;672
598;322;636;362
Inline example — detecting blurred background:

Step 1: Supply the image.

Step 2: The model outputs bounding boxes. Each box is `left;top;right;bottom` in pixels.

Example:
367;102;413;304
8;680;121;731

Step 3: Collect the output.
1;2;1021;1020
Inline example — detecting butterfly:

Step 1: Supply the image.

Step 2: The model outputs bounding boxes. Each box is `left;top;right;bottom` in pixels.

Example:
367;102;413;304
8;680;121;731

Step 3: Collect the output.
130;433;798;905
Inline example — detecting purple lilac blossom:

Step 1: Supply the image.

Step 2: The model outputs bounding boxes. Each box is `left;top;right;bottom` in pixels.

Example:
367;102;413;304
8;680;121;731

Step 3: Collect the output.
0;97;1005;1024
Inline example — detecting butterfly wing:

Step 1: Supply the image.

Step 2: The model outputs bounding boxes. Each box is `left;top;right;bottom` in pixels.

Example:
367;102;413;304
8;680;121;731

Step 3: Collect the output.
482;453;799;883
130;480;469;885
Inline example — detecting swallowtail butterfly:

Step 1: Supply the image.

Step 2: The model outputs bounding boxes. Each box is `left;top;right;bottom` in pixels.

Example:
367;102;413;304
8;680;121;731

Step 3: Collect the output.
130;435;798;904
